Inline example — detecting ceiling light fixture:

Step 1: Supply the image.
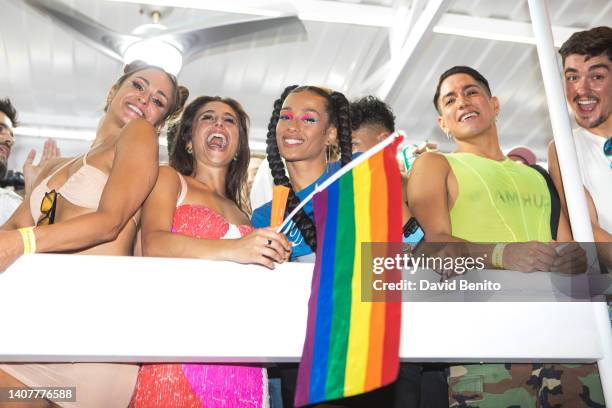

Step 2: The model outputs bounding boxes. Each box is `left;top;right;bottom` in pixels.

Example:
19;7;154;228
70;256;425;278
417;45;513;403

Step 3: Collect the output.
122;10;183;75
123;38;183;76
24;0;305;78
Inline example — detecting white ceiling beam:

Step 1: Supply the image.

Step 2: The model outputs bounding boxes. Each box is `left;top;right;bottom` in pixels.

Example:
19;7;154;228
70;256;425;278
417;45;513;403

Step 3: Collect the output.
389;0;413;56
405;0;425;32
361;0;425;92
105;0;587;41
103;0;395;27
376;0;450;101
360;62;390;91
433;14;583;48
346;30;388;94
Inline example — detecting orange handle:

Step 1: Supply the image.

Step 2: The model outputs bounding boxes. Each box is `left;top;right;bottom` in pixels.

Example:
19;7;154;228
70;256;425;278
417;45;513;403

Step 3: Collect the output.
270;185;290;227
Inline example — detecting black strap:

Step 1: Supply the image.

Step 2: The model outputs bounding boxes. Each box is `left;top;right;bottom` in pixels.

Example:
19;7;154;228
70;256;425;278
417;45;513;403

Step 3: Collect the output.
529;164;560;240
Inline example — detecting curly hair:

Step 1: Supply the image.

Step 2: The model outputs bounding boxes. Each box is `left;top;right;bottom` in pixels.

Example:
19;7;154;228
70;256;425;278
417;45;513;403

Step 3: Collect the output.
105;60;189;125
559;26;612;65
169;96;251;212
0;97;18;128
265;85;352;252
350;95;395;133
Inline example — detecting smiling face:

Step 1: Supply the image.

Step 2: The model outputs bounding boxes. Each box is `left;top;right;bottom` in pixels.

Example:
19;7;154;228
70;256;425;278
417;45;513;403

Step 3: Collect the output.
106;67;174;128
436;73;499;141
276;90;336;164
189;101;241;168
564;54;612;136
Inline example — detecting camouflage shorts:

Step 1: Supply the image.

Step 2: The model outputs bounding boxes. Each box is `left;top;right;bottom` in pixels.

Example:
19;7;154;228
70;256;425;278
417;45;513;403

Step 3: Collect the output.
449;363;604;408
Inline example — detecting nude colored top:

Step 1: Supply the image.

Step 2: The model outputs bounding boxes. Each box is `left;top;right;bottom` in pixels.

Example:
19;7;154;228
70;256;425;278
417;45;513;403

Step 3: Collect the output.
30;153;107;223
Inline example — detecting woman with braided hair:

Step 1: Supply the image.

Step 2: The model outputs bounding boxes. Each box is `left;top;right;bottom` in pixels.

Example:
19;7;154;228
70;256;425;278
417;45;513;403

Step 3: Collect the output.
251;85;353;262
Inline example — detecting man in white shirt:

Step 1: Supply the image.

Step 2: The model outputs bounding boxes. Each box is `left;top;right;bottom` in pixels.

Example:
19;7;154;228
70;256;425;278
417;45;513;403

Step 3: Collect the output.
548;26;612;266
0;98;21;225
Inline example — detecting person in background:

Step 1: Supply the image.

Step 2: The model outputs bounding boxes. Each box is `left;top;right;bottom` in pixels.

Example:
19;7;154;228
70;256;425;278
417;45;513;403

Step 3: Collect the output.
350;95;396;153
351;94;449;408
506;145;537;165
550;26;612;267
0;98;22;224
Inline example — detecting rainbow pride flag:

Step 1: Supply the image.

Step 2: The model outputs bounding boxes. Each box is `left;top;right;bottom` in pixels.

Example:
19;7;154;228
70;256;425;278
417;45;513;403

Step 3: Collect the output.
280;134;404;407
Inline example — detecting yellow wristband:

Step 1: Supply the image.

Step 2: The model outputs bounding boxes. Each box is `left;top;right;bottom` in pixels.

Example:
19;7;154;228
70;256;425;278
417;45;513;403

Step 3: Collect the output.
492;243;506;269
18;227;36;255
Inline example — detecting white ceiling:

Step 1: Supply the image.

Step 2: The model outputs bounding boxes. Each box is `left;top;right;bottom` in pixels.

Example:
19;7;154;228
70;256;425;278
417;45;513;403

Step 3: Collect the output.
1;0;610;169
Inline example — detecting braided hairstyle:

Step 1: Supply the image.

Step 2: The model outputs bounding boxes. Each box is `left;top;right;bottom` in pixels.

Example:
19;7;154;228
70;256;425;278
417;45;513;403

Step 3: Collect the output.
265;85;352;252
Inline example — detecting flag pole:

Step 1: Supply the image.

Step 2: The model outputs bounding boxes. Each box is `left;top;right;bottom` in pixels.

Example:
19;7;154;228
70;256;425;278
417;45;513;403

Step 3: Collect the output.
527;0;611;405
276;132;405;232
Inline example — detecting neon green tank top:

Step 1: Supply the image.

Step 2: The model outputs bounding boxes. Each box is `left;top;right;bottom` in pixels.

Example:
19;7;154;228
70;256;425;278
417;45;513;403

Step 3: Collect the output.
445;153;552;243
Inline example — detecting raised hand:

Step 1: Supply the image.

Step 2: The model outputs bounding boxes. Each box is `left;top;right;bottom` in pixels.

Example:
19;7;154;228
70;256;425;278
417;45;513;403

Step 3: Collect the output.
22;139;61;194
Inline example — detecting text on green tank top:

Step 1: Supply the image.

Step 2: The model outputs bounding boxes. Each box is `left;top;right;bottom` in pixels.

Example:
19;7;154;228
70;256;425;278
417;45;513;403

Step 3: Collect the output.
444;153;552;243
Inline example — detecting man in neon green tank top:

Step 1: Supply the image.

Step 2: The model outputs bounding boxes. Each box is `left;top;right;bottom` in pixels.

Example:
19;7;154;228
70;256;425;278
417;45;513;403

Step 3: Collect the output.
407;66;603;407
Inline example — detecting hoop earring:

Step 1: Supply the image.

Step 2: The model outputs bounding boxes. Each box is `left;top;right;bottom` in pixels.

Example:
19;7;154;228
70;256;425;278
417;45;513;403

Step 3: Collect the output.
186;144;193;155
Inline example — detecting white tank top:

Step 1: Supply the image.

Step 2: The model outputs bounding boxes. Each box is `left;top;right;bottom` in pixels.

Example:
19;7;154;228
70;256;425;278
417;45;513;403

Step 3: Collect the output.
572;127;612;233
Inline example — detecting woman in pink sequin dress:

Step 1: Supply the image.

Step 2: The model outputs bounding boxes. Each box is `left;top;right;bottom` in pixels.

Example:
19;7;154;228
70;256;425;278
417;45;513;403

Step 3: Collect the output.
130;96;291;408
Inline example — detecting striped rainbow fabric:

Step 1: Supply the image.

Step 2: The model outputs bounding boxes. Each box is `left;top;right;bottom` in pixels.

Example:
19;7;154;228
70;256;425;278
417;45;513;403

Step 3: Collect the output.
294;135;404;407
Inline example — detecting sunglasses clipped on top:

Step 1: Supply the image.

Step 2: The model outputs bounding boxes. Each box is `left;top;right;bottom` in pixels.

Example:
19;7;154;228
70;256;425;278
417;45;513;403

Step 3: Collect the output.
37;189;58;226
